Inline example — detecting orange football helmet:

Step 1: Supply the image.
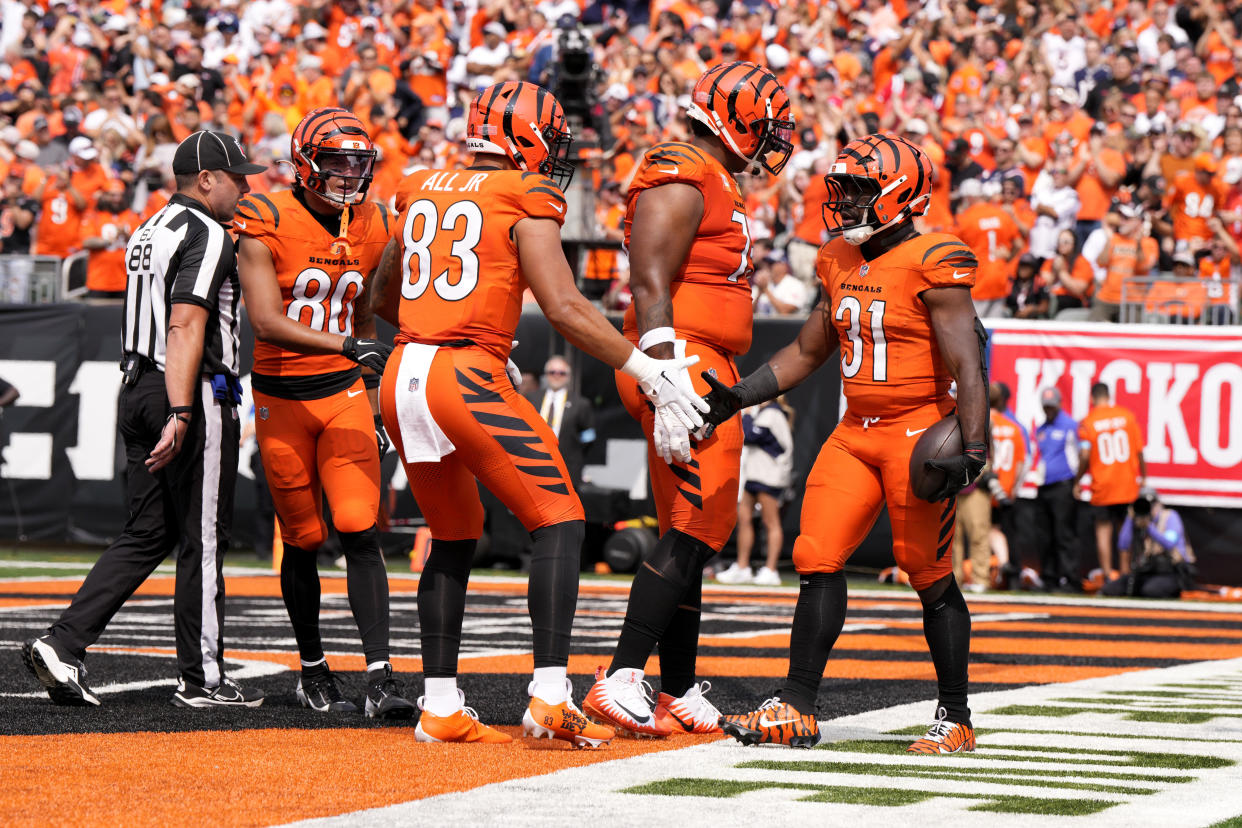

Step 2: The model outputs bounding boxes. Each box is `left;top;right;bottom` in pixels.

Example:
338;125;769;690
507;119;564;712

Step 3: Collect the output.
822;133;934;244
291;107;377;206
686;61;794;175
466;81;574;189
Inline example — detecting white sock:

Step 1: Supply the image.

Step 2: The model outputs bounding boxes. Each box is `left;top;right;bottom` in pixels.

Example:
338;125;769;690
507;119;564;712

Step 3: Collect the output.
300;657;326;669
530;666;568;704
423;677;461;716
366;660;390;675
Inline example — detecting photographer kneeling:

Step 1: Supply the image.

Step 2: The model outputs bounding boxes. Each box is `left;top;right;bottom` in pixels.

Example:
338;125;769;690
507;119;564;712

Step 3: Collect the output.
1101;490;1195;599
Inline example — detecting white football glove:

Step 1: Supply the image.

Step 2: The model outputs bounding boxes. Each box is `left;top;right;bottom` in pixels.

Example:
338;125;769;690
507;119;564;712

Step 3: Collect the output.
620;346;708;430
652;404;693;464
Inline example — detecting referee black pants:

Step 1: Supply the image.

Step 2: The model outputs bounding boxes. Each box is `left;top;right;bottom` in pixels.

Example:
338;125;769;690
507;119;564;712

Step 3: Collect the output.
50;370;239;688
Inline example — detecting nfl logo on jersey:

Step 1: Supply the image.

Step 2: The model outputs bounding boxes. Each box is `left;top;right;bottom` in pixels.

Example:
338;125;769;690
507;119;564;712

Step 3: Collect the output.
258;407;269;421
860;264;870;277
409;377;420;392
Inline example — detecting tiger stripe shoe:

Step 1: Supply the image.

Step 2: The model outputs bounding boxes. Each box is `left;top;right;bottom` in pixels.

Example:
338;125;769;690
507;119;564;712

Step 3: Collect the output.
907;707;976;754
719;697;820;748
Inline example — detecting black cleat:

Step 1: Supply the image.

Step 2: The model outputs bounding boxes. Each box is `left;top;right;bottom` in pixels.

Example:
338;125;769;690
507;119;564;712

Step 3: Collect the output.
172;676;265;708
22;636;101;706
365;665;416;719
296;671;359;713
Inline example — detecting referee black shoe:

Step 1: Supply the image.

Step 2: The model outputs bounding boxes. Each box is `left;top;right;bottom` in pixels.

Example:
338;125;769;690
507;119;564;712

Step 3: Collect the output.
172;676;265;708
21;635;101;706
296;671;359;713
365;665;416;719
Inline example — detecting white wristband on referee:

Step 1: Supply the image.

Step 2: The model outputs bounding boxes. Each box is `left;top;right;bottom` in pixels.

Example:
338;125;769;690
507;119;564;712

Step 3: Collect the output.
638;327;676;352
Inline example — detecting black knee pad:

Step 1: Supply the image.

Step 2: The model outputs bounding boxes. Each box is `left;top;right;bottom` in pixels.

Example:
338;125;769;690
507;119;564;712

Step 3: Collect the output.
799;571;845;590
646;529;714;584
921;576;969;615
338;525;384;565
423;538;476;582
530;520;584;566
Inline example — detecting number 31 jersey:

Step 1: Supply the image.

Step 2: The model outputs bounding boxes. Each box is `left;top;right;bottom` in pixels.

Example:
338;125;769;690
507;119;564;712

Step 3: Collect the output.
234;191;391;377
392;168;566;359
817;233;978;416
622;142;754;356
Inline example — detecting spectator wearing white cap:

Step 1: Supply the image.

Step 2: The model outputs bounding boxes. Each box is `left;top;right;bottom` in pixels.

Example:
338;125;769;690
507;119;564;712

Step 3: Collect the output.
465;22;510;89
1029;164;1081;260
82;80;138;140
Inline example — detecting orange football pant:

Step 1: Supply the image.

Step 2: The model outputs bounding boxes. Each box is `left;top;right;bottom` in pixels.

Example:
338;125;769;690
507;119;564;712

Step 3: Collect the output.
380;345;583;540
795;401;957;591
616;342;742;552
254;380;381;551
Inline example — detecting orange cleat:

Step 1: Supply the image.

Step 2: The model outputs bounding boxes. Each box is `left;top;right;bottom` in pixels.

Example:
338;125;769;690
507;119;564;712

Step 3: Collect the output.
906;707;976;754
582;666;671;738
523;680;614;748
415;693;512;743
654;681;724;734
719;697;820;748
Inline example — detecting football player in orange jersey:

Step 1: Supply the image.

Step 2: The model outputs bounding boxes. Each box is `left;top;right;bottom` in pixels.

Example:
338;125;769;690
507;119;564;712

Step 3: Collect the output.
366;81;706;746
707;134;989;753
235;108;415;720
1074;382;1146;576
583;61;796;739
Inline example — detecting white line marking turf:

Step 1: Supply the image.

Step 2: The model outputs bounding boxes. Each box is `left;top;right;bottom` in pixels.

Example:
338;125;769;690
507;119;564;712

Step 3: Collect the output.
286;658;1242;828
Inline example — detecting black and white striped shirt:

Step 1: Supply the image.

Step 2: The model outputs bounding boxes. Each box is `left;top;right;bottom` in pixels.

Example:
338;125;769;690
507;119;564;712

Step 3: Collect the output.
122;193;241;377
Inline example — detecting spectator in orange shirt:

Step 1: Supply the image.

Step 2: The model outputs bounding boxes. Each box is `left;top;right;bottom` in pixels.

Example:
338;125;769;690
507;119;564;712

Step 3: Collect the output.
1070;126;1127;245
80;181;138;298
67;137;111;197
297;55;336;114
954;178;1023;317
1045;227;1095;312
583;180;626;301
1200;216;1240;324
32;164;87;258
1090;203;1158;321
1166;153;1227;251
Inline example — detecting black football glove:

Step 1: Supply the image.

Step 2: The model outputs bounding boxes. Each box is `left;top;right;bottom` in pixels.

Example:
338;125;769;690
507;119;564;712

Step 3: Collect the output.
924;441;988;502
374;414;390;456
342;337;393;374
693;371;745;441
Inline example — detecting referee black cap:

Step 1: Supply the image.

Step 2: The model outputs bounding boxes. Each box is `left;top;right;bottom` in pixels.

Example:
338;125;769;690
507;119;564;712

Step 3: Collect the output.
173;130;266;175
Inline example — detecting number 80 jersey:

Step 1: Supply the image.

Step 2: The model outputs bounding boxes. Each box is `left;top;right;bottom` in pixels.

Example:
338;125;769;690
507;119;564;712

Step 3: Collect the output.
392;168;567;359
621;142;755;356
234;191;392;377
817;233;978;416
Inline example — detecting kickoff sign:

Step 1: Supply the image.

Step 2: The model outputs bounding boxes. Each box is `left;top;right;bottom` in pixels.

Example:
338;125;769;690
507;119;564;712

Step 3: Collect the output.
987;321;1242;509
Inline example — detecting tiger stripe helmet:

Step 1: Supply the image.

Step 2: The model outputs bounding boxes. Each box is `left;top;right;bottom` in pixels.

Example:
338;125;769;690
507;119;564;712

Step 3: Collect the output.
686;61;795;176
466;81;574;190
291;108;377;206
821;133;934;245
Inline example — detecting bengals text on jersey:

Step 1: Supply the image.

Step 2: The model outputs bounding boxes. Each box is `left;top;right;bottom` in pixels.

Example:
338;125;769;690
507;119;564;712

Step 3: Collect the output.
621;141;755;356
379;167;583;538
234;190;391;378
793;232;979;589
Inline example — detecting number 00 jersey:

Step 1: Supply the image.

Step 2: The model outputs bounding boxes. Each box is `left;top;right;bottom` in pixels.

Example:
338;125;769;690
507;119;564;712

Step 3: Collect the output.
234;191;392;377
817;233;978;416
392;168;566;359
622;142;754;356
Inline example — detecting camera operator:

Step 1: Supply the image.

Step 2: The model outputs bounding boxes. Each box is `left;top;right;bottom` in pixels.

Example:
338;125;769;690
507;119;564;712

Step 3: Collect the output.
1101;490;1195;598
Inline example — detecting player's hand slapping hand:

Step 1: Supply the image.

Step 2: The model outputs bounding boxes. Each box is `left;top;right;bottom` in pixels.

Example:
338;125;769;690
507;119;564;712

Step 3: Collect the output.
341;336;393;374
620;348;709;464
923;442;988;502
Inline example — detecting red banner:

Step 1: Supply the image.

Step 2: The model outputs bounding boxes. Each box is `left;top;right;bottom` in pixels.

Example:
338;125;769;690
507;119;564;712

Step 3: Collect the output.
986;321;1242;509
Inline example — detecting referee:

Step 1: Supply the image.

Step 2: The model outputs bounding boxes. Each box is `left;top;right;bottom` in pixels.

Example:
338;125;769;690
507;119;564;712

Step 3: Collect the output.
21;131;267;708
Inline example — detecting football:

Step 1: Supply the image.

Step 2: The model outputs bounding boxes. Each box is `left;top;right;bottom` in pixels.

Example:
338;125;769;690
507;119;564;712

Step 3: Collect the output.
909;415;964;501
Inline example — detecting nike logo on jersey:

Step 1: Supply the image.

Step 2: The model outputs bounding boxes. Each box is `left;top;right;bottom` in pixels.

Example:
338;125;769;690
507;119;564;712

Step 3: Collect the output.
906;427;928;437
234;220;246;230
659;166;679;174
758;715;801;728
548;202;564;213
347;389;365;398
952;270;970;279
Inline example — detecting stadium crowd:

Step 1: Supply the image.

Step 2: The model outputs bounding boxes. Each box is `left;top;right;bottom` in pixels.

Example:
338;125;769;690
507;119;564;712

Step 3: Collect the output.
1;0;1242;322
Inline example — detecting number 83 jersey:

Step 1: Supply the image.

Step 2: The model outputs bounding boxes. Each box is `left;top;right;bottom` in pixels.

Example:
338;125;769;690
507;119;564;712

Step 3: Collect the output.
234;191;392;377
392;168;567;359
817;232;978;416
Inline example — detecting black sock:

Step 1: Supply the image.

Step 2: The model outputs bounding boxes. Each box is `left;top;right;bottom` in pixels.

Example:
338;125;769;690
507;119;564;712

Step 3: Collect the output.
339;525;391;665
528;520;583;668
418;538;475;677
658;573;702;698
920;577;972;724
280;544;324;665
779;572;847;715
610;530;712;675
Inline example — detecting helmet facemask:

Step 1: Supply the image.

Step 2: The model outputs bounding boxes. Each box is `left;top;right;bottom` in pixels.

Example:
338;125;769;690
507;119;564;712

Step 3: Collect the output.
822;173;882;245
752;115;795;175
298;139;376;206
534;121;575;190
